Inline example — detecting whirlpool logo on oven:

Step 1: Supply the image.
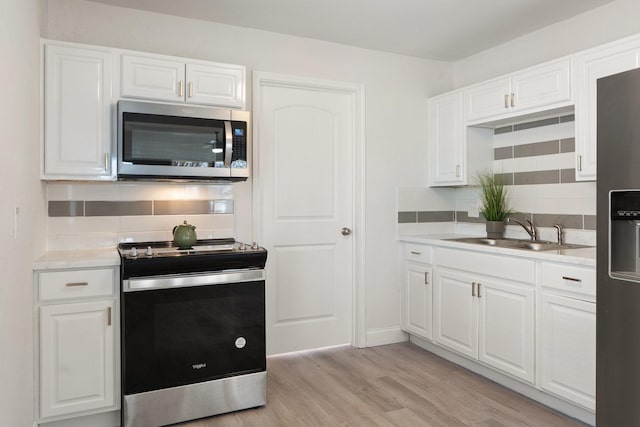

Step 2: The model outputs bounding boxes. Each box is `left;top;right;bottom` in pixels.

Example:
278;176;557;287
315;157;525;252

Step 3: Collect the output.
192;363;207;370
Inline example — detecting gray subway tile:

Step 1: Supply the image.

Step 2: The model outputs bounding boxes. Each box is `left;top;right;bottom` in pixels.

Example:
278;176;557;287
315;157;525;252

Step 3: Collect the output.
494;173;514;186
154;200;229;215
455;211;485;224
560;114;575;123
494;125;513;135
532;213;583;230
514;140;559;158
506;212;532;223
85;201;152;216
560;169;576;183
494;146;513;160
417;211;454;223
514;117;560;132
48;201;84;217
560;138;575;153
584;215;597;230
513;170;560;185
398;211;417;223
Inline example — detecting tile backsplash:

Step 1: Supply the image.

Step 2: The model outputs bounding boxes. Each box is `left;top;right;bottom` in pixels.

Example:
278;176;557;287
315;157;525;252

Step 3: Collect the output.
46;182;236;250
398;114;597;245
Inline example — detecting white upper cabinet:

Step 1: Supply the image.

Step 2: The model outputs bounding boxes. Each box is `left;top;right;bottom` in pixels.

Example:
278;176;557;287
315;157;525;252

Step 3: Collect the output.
465;57;572;124
121;54;246;109
575;35;640;181
428;91;465;185
43;43;115;180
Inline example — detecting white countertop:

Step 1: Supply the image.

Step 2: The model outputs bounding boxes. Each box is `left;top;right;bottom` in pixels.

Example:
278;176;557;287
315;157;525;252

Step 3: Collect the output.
34;248;120;270
399;233;596;267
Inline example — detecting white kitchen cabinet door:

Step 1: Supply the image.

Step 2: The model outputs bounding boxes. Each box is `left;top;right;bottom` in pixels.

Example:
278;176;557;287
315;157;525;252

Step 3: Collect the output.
465;57;571;124
575;38;640;181
540;293;596;410
403;262;433;340
44;44;114;180
121;54;185;102
428;91;465;186
186;62;245;108
40;300;115;418
465;77;511;122
477;279;535;383
510;57;571;113
434;270;477;358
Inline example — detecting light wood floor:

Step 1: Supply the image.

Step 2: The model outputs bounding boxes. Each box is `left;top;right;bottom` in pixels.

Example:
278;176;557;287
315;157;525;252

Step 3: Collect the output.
179;342;584;427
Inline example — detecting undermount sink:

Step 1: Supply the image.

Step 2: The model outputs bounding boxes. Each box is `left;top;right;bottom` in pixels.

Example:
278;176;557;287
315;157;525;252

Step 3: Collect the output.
445;237;592;252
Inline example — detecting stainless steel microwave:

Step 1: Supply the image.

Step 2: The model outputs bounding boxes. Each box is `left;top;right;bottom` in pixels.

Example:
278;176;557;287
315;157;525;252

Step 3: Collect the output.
117;100;250;181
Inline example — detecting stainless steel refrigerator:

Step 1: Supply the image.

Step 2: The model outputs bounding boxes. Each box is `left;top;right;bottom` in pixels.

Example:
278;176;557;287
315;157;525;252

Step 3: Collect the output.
597;67;640;426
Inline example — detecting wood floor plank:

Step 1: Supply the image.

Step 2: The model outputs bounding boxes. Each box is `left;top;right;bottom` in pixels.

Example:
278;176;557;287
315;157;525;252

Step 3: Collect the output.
177;343;585;427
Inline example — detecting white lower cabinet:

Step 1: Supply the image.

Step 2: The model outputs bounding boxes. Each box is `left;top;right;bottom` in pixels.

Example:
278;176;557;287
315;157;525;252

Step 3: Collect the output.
403;262;433;340
434;269;535;383
540;292;596;410
36;267;119;423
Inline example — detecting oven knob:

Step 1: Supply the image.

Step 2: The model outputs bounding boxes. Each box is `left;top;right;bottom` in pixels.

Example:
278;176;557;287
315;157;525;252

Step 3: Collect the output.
235;337;246;349
252;241;259;250
145;246;153;257
130;247;138;258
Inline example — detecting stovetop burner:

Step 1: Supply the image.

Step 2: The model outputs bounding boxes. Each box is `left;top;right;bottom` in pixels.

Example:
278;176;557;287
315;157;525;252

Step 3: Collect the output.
118;238;268;279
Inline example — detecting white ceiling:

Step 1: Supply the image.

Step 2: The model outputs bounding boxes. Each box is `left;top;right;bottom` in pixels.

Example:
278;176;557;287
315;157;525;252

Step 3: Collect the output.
87;0;615;61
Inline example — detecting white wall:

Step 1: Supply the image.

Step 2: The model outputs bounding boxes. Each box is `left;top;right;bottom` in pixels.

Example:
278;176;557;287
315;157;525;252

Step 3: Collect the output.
42;0;453;342
454;0;640;86
0;0;46;425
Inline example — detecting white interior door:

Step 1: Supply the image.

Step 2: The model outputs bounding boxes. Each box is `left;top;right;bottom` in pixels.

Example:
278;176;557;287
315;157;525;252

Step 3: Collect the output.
254;73;358;355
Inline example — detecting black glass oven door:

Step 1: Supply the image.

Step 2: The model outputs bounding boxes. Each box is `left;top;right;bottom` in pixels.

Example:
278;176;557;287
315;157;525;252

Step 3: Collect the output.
122;280;265;395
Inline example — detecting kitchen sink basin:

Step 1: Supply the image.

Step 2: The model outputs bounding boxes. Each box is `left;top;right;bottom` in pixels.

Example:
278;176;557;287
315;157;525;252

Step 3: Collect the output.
445;237;592;251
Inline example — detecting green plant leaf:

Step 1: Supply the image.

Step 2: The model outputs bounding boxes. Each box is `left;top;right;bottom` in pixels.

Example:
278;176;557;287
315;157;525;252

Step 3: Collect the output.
476;170;513;221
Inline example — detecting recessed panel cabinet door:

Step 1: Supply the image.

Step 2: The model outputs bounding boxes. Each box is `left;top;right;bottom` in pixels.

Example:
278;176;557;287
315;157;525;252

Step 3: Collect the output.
510;57;571;113
403;263;433;340
186;62;245;108
575;40;640;181
40;300;115;418
428;91;465;185
44;44;114;179
464;77;511;122
434;270;477;358
477;280;535;383
540;293;596;410
121;54;185;102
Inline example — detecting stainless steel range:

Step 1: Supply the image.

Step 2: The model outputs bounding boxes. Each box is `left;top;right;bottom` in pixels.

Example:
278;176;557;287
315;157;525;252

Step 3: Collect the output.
118;238;267;427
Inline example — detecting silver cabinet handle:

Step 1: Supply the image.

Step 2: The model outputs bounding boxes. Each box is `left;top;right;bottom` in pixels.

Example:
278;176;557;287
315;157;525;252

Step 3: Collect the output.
341;227;352;236
107;307;112;326
510;93;515;108
410;251;421;255
504;94;509;108
188;81;193;98
472;282;476;297
477;283;482;298
456;165;461;177
424;272;429;285
104;153;109;171
578;155;583;172
66;282;88;287
178;80;184;97
562;276;582;283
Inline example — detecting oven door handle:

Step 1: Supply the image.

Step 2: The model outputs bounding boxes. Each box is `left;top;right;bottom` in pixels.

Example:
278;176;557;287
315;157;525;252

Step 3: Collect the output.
123;269;265;292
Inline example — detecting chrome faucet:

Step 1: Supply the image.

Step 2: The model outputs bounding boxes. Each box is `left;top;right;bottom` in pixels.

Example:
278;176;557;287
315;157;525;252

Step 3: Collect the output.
554;224;564;245
507;217;538;240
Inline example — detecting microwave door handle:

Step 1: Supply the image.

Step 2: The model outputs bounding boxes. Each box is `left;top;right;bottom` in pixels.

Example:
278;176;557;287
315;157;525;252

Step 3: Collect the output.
224;121;233;168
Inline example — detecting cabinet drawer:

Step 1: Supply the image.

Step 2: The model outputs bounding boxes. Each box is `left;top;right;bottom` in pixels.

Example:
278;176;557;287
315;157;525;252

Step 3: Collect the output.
540;263;596;297
39;269;114;301
404;244;433;264
437;247;534;283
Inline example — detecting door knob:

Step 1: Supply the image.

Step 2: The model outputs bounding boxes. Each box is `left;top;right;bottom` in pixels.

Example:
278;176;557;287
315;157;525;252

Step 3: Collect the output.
341;227;352;236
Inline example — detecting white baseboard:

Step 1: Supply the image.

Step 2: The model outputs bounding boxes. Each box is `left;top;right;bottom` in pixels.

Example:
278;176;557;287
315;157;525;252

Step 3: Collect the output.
409;336;595;427
365;327;408;347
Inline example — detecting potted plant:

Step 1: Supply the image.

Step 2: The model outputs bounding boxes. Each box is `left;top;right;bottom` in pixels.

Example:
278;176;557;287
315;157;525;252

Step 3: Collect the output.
477;171;512;239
